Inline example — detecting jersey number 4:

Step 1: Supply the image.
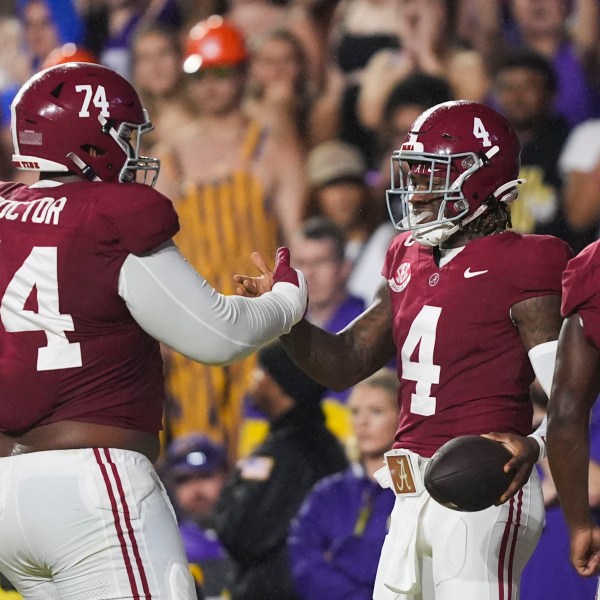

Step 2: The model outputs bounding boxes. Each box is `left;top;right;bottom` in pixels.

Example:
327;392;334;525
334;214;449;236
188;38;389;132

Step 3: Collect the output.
1;247;82;371
401;305;441;416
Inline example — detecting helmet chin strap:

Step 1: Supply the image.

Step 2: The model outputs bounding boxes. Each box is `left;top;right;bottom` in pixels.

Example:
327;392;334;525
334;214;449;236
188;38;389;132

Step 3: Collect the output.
458;177;525;229
66;152;101;182
412;222;460;247
412;177;526;247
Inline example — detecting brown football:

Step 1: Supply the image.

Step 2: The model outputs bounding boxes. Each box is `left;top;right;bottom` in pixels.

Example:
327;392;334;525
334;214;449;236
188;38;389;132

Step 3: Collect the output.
424;435;514;512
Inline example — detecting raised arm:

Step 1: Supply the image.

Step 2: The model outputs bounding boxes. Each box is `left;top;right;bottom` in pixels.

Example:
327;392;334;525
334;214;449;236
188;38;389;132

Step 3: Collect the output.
118;243;307;365
280;280;396;390
262;133;307;244
571;0;600;64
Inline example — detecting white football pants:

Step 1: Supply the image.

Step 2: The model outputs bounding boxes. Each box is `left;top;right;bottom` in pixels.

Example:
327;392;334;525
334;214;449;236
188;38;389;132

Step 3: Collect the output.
0;448;197;600
374;465;544;600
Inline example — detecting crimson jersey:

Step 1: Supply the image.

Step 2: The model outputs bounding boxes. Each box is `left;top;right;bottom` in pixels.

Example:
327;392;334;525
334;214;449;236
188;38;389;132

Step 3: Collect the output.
562;240;600;350
0;180;178;434
382;231;571;457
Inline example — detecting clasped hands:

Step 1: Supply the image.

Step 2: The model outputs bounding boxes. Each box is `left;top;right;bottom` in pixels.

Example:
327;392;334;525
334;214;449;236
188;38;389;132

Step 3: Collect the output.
234;247;301;296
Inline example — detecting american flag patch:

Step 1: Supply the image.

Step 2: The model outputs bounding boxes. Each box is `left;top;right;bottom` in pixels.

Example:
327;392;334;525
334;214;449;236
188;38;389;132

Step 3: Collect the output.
19;130;43;146
239;456;274;481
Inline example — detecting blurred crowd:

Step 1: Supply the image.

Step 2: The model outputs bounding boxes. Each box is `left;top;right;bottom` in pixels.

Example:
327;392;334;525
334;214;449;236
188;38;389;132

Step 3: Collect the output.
1;1;600;599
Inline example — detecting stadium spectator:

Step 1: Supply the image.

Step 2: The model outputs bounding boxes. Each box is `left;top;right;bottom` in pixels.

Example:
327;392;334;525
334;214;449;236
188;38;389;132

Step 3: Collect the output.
164;434;233;599
491;50;576;249
20;0;83;69
131;23;197;152
155;16;307;451
370;72;453;200
357;0;490;133
556;117;600;250
238;216;365;455
0;0;83;166
466;0;600;127
227;0;326;88
244;28;315;146
305;140;396;307
226;0;289;43
81;0;182;80
288;368;399;600
291;217;364;330
214;341;348;600
378;73;452;160
310;0;401;158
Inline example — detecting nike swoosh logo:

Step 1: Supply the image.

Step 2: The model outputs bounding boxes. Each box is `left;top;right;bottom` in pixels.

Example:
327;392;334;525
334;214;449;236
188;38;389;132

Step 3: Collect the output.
404;237;416;246
464;268;488;278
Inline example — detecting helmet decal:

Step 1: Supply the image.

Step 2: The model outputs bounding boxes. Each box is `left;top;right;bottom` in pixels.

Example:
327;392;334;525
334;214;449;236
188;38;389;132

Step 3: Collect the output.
472;117;492;147
75;84;110;118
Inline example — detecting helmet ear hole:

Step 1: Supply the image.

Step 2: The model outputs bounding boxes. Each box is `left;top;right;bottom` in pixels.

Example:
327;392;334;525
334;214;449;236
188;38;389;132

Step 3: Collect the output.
81;145;106;157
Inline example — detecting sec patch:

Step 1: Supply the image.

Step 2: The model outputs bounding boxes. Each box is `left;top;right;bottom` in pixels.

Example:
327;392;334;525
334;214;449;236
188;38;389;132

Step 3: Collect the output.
389;261;411;292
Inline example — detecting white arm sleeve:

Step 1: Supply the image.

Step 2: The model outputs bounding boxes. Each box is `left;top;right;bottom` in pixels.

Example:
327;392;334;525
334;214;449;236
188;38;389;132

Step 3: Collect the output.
527;340;557;462
118;241;307;365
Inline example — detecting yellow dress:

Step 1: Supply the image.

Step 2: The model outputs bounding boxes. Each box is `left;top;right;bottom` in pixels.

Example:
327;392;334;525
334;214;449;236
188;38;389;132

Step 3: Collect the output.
165;121;280;454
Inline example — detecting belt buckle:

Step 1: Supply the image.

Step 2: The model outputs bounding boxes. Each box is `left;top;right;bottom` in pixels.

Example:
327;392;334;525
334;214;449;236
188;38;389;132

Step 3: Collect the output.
384;449;422;497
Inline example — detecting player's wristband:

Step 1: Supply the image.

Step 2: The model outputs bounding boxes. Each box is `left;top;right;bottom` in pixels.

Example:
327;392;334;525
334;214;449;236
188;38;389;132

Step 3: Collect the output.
271;276;307;330
527;433;546;462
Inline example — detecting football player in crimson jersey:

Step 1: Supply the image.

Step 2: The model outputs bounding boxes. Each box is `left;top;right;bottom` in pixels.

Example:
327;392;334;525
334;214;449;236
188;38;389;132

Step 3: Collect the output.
236;100;572;599
547;242;600;579
0;62;308;600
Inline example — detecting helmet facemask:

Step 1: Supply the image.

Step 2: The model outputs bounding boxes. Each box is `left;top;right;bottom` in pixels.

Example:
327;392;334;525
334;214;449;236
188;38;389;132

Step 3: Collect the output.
386;144;515;247
65;113;160;186
99;111;160;186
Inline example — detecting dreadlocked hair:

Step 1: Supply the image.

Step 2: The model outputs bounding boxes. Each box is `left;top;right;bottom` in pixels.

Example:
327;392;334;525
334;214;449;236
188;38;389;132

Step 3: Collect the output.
462;196;512;237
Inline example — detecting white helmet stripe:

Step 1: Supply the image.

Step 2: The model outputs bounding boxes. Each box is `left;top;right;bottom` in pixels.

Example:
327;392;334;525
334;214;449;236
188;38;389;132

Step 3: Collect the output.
408;104;440;134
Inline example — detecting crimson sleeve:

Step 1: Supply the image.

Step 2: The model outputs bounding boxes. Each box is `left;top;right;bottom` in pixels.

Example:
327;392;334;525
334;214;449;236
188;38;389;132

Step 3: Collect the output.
97;183;179;255
510;235;572;304
562;240;600;349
